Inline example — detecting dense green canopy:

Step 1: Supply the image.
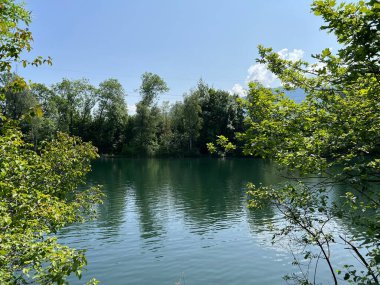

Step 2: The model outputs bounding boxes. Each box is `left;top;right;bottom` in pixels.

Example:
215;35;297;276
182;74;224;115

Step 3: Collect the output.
0;1;102;284
237;1;380;284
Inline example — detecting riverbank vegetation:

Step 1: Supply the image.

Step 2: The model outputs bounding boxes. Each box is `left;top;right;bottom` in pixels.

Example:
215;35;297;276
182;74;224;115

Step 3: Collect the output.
0;1;102;284
229;1;379;284
1;72;248;157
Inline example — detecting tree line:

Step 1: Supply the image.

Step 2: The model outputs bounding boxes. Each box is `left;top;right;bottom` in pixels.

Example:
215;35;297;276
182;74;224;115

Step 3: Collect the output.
1;72;248;156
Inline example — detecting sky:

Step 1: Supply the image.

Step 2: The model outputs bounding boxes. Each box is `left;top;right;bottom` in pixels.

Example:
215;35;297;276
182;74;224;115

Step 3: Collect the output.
19;0;339;113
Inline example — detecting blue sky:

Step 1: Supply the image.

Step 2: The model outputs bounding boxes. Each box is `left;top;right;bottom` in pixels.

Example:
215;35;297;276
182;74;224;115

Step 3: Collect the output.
19;0;339;112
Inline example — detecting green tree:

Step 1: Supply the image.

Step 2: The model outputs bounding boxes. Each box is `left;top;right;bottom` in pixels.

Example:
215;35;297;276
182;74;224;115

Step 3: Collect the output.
30;83;57;120
0;74;53;150
52;79;96;136
0;0;51;72
132;72;169;156
0;73;37;121
23;83;59;149
0;128;102;284
198;81;244;154
238;1;380;284
157;101;175;155
92;78;128;153
183;91;202;153
139;72;169;106
168;101;187;154
0;1;102;284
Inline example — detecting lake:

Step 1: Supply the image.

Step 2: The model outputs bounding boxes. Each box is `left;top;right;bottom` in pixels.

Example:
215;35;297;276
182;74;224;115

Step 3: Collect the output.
59;158;355;284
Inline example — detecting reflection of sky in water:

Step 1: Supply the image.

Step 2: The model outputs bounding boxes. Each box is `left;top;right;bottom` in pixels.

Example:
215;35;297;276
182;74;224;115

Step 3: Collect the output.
58;158;359;285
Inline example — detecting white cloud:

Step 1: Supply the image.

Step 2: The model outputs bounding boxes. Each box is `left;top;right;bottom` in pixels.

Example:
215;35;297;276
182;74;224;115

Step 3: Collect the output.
277;48;304;62
246;63;277;87
230;83;247;97
231;48;305;93
127;104;137;115
245;48;305;87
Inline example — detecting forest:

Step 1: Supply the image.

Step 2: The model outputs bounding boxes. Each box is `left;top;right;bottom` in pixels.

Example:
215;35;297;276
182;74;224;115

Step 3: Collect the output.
1;72;249;156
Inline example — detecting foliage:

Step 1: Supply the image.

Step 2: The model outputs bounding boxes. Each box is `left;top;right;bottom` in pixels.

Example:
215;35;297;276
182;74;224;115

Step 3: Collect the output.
52;79;97;136
93;79;128;153
0;1;103;283
166;89;203;155
312;0;380;83
27;83;59;148
139;72;169;106
198;82;244;154
0;0;51;72
182;91;203;152
237;0;380;284
0;125;103;284
1;66;249;157
207;135;236;157
0;73;37;120
156;101;174;155
131;72;168;156
131;102;161;156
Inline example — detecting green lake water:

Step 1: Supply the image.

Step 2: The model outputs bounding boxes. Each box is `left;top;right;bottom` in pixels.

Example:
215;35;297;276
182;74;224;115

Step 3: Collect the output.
59;158;355;284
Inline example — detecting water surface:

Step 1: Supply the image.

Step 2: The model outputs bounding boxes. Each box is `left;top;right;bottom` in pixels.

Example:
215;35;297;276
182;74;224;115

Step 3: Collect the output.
59;158;353;284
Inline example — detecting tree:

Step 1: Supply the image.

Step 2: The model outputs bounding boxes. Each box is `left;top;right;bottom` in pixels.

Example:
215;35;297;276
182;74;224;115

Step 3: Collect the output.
93;78;128;153
168;101;187;154
30;83;57;120
0;0;51;72
198;81;244;154
132;72;169;156
0;73;37;121
157;101;175;155
27;83;59;148
238;0;380;284
183;91;202;153
0;1;102;284
52;79;96;136
0;128;102;285
139;72;169;106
